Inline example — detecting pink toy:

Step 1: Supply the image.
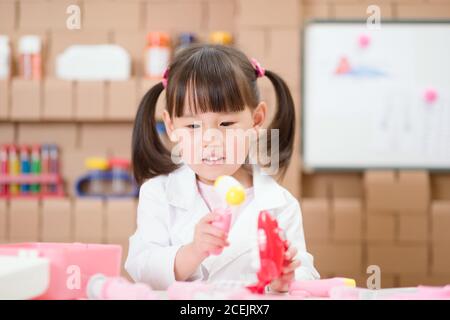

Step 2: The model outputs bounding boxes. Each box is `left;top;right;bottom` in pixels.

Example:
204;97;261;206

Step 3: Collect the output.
210;207;232;255
247;210;288;294
289;277;356;298
387;285;450;300
424;88;438;104
0;242;122;299
87;274;157;300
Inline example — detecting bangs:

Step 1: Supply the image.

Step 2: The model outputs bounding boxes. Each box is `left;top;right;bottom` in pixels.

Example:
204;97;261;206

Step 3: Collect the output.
166;46;257;117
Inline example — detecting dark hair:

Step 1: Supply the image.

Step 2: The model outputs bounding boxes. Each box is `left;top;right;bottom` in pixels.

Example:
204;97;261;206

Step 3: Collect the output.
132;44;296;185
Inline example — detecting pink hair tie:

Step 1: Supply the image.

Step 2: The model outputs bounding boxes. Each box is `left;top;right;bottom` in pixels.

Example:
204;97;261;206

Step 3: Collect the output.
250;58;265;78
162;67;169;88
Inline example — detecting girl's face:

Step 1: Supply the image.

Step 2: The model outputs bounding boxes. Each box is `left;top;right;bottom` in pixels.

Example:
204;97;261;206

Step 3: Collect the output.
163;103;266;184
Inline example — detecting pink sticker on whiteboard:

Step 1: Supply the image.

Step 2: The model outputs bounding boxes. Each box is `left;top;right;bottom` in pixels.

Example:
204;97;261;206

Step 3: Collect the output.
358;34;371;48
424;88;438;104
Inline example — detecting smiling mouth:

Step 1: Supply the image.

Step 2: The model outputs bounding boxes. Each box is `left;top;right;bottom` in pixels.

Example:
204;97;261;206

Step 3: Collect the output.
202;156;225;165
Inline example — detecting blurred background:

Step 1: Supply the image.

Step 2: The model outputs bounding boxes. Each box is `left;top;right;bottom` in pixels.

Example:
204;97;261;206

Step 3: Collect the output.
0;0;449;287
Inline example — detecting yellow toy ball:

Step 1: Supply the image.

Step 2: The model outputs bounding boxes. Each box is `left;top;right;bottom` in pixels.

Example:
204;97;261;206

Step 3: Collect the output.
214;175;246;206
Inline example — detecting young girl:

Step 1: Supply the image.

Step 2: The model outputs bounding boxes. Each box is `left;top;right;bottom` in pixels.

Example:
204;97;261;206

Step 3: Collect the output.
125;44;320;293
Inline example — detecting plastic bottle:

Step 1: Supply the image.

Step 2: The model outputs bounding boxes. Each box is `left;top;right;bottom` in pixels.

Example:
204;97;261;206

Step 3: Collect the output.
85;157;109;195
108;158;130;195
144;32;171;79
0;36;11;79
175;32;197;55
18;35;42;80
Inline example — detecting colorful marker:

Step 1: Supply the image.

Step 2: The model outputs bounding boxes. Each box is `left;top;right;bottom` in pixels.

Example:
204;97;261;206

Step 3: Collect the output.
41;144;50;194
20;145;31;194
8;145;19;195
30;144;41;194
0;145;8;195
49;144;59;193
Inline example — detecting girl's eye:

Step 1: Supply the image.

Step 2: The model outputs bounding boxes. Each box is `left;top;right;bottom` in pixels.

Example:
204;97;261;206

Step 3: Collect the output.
186;124;201;129
220;121;236;127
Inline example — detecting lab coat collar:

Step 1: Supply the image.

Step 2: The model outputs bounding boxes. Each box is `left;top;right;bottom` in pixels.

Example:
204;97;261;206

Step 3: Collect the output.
166;164;287;211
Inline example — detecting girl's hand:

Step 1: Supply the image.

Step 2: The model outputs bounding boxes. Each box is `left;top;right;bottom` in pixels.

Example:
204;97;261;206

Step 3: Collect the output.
191;212;230;260
268;242;301;293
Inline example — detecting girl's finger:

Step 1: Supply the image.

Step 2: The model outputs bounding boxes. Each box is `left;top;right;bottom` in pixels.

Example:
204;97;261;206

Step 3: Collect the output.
282;260;301;274
202;234;229;248
202;224;227;239
201;212;220;223
284;246;298;261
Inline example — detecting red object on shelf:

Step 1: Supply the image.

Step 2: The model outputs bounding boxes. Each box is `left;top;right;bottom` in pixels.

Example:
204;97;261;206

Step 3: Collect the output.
108;158;130;170
0;173;65;199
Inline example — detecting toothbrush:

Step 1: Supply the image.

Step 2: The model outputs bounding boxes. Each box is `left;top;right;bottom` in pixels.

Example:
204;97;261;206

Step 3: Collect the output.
209;175;246;255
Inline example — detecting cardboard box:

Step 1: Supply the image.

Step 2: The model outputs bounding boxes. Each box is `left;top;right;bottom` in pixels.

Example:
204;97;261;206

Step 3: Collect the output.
106;80;138;120
83;0;142;30
9;199;40;242
207;0;236;32
0;80;10;119
333;3;393;19
0;0;16;31
432;246;450;274
75;81;105;120
397;4;450;19
366;214;396;242
431;201;450;243
367;245;428;274
43;78;74;120
112;31;146;77
300;198;331;242
0;123;14;144
303;3;330;20
79;123;133;155
330;174;364;198
11;79;42;120
308;243;363;274
0;200;8;242
332;198;363;241
266;28;300;89
18;0;51;30
105;199;136;243
236;29;266;66
73;198;104;243
431;174;450;200
397;171;430;214
237;0;299;27
301;173;332;198
17;123;77;149
399;274;450;288
145;0;203;33
398;215;428;243
364;171;399;213
41;198;72;242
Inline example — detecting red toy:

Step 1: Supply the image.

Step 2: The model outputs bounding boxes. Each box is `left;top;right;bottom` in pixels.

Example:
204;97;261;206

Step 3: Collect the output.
246;210;289;294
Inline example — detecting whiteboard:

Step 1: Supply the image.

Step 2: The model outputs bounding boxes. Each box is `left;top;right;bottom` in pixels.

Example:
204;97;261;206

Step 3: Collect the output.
302;21;450;170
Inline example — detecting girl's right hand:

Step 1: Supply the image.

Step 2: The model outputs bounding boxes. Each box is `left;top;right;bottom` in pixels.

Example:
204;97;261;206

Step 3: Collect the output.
191;212;230;260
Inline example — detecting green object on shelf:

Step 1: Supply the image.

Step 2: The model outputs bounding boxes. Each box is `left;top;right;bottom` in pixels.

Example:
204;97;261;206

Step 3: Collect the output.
30;145;41;193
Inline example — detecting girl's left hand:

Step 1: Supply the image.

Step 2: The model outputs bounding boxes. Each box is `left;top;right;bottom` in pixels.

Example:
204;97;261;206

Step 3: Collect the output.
268;242;301;293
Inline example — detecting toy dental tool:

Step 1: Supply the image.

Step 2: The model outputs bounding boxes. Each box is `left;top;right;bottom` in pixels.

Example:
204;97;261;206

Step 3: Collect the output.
87;274;157;300
247;210;289;294
209;175;246;255
289;277;356;298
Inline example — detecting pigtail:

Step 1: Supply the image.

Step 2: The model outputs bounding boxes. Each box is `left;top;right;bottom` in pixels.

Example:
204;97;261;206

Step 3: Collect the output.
264;70;296;177
132;82;179;185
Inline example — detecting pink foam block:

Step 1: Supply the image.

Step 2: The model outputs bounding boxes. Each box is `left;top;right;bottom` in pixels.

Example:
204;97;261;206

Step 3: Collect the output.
209;207;232;255
0;242;122;300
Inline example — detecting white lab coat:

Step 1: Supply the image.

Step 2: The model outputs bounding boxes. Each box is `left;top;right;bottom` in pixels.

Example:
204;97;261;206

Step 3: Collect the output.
125;164;320;290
